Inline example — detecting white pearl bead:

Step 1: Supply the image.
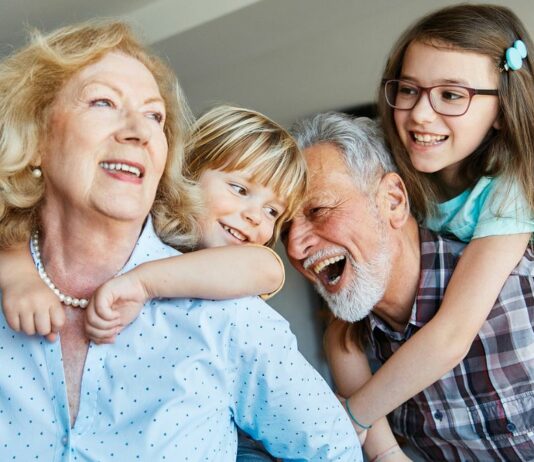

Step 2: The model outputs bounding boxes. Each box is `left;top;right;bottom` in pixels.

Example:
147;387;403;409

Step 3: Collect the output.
31;230;90;310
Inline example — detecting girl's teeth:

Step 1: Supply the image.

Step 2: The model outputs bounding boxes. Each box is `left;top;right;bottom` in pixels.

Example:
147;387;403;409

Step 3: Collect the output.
413;133;447;144
223;225;246;241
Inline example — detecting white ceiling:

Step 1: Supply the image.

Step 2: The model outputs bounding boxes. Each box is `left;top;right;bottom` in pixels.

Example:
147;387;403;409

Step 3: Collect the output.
1;0;533;126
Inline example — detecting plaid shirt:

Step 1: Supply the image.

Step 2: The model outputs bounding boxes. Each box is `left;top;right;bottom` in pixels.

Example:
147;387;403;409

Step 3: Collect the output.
365;228;534;461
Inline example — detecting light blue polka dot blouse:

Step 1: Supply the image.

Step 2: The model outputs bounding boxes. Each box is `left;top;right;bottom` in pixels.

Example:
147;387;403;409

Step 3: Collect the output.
0;217;361;461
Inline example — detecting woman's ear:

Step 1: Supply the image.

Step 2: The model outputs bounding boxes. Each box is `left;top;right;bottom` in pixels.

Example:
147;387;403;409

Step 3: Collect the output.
376;173;410;229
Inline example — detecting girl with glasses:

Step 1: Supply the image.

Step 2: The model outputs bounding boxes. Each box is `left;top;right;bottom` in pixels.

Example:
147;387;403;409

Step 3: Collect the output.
332;2;534;449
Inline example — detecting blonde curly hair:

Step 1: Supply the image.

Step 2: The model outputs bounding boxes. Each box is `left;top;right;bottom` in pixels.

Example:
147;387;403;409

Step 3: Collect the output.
0;19;201;249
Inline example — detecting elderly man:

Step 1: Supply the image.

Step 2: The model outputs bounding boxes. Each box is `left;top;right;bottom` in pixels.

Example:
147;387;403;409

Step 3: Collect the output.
285;112;534;461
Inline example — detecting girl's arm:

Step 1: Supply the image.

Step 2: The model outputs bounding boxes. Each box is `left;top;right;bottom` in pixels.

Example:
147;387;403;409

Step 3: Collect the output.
0;244;65;341
324;319;411;461
346;232;531;427
139;245;284;300
85;245;284;342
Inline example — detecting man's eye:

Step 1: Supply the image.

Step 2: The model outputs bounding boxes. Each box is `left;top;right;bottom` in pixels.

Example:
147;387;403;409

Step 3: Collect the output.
308;206;326;217
230;183;247;195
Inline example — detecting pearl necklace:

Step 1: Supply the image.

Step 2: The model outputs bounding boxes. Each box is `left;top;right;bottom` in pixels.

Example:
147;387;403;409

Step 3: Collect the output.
31;230;89;308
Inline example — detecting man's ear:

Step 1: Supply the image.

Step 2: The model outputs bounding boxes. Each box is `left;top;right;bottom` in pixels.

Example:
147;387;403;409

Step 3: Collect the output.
376;173;410;229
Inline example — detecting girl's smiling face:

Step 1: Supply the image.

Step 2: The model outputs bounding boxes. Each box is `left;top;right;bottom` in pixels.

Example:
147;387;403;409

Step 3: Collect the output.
393;41;500;195
197;168;287;249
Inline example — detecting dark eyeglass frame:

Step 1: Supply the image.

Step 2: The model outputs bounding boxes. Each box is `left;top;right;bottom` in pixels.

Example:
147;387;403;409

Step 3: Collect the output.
382;79;499;117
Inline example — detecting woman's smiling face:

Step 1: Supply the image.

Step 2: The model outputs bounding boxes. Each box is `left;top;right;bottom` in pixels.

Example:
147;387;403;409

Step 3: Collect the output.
393;41;500;190
41;52;168;225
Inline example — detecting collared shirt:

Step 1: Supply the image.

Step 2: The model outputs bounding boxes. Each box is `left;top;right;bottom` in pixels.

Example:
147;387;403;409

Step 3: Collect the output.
0;218;361;461
366;228;534;462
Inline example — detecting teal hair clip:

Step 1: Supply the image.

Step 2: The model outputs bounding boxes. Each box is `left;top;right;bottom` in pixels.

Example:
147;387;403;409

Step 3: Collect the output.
504;39;527;71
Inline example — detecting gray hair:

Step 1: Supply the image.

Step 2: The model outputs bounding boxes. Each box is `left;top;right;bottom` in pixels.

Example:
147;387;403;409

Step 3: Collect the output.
291;112;397;193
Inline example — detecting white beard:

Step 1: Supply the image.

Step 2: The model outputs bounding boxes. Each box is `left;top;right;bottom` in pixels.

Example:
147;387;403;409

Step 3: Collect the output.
314;234;390;322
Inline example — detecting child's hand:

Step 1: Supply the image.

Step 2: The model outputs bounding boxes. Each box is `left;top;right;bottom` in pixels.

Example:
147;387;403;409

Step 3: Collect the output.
84;272;149;344
3;280;65;342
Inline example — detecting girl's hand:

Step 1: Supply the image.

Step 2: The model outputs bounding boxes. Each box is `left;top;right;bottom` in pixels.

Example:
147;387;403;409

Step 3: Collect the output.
3;280;65;342
84;272;149;344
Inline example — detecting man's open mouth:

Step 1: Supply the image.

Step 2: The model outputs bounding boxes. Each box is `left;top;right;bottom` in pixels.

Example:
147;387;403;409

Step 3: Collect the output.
312;255;346;286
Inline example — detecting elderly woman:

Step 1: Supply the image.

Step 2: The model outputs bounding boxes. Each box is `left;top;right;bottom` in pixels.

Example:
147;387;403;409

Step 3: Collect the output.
0;21;360;460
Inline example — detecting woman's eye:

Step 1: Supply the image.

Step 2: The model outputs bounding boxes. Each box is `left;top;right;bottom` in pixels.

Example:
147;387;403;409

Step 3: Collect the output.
90;98;114;108
230;183;247;195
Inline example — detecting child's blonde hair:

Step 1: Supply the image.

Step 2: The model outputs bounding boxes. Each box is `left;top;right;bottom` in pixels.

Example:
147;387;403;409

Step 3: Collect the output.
378;4;534;221
185;105;307;247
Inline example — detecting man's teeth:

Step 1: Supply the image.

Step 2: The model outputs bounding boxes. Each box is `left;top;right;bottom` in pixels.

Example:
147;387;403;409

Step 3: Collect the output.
413;133;447;144
100;162;141;178
223;225;246;241
312;255;345;275
328;275;341;286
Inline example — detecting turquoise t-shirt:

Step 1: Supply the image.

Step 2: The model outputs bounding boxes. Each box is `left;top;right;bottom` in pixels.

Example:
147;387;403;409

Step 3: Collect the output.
425;176;534;242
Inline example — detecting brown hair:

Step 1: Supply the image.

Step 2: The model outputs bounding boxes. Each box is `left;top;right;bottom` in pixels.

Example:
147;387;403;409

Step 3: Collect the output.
185;105;307;248
379;4;534;221
0;19;200;249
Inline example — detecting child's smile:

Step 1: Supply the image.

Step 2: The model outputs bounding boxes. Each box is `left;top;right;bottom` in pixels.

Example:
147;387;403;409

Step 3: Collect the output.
394;40;500;196
197;168;287;248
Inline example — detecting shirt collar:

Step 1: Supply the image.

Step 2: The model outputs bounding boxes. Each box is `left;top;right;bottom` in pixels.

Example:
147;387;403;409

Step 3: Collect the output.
367;228;462;340
118;214;180;276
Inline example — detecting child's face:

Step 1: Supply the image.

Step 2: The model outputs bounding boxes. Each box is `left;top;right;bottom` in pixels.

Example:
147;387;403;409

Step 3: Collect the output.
197;168;287;249
393;41;500;187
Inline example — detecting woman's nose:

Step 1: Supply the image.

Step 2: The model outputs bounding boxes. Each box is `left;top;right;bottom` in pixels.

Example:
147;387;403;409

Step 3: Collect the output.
115;110;151;145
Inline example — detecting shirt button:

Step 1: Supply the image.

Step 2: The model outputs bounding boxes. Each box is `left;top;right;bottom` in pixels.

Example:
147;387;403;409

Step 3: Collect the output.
434;410;443;421
61;435;68;446
506;422;516;432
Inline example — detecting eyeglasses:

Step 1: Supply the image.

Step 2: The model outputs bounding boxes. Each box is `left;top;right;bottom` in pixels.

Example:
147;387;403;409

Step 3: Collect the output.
383;79;499;116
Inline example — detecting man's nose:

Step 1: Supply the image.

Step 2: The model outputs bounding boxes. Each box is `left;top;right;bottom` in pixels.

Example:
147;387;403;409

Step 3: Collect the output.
285;216;317;261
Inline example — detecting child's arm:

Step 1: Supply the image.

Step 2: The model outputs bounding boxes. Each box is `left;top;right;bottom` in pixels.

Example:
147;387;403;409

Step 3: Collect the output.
85;245;284;343
0;244;65;342
346;232;531;428
324;319;411;461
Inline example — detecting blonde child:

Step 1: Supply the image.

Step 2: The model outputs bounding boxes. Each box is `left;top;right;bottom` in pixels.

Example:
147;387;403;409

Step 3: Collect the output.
331;3;534;440
0;105;306;345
